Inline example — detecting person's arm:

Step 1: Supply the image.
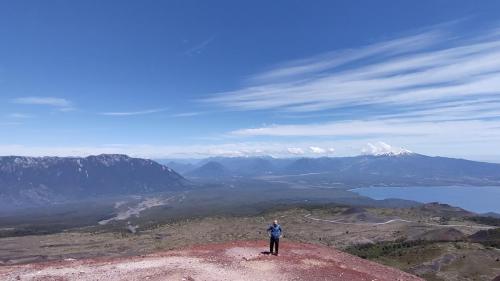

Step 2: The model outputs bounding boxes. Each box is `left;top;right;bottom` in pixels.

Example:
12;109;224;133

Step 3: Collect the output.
279;226;283;238
267;226;272;237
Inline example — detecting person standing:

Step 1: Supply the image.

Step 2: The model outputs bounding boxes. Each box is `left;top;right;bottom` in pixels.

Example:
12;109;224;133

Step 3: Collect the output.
267;219;282;256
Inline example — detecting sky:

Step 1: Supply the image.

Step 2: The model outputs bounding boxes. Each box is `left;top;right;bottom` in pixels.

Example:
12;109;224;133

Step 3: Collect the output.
1;0;500;161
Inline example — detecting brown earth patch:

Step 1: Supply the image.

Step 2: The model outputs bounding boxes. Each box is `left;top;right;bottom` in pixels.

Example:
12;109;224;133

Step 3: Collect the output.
0;240;424;281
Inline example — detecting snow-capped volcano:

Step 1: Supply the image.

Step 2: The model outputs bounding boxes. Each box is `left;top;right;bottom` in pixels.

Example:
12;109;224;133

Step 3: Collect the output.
361;142;412;156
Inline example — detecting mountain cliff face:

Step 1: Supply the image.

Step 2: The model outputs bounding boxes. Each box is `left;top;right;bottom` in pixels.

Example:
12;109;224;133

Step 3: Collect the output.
0;154;188;208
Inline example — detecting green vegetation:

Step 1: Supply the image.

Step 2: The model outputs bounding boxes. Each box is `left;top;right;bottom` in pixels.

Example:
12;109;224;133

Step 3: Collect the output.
0;225;65;238
345;239;433;259
469;228;500;249
467;216;500;227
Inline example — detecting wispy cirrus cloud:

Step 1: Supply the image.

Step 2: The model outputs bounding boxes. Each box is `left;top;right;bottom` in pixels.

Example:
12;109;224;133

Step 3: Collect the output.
0;121;22;126
229;118;500;158
12;96;74;111
171;111;206;118
204;24;500;118
203;23;500;158
184;36;215;56
7;113;34;119
251;29;443;83
100;108;168;116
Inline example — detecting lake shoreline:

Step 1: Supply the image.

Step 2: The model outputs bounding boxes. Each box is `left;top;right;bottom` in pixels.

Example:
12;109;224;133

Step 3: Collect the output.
350;186;500;214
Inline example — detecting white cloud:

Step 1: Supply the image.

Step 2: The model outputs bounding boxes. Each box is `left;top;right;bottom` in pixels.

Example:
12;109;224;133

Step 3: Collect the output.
216;24;500;160
251;30;441;82
171;111;205;118
361;142;411;156
229;118;500;150
1;140;499;162
12;97;73;111
205;27;500;114
184;36;215;56
309;146;326;154
287;147;305;155
100;108;168;116
0;122;21;126
0;143;324;158
7;113;33;119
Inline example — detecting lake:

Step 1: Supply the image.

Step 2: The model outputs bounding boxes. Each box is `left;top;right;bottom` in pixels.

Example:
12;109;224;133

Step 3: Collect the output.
351;186;500;214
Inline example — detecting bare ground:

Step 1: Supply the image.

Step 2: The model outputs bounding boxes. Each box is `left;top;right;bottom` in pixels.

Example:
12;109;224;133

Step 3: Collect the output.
0;240;424;281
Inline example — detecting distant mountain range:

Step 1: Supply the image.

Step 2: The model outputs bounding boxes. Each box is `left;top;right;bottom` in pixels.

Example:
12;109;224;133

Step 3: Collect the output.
3;152;500;210
176;153;500;186
185;161;231;178
0;154;188;209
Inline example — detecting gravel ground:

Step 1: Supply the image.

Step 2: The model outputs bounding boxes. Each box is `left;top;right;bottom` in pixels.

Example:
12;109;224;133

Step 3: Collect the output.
0;240;424;281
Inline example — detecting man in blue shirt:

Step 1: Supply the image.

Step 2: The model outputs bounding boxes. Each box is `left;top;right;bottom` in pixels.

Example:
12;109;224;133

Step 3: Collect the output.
267;219;282;255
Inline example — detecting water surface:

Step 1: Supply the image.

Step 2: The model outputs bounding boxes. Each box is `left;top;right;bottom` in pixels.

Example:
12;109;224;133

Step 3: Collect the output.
351;186;500;214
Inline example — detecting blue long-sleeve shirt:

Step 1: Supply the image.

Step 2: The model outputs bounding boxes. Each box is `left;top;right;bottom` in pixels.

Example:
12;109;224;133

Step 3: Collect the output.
267;224;282;239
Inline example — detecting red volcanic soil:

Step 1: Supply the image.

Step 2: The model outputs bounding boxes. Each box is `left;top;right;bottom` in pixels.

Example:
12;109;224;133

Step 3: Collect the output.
0;240;423;281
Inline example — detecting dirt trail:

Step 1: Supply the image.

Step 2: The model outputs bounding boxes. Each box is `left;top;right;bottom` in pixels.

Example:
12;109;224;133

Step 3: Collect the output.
304;213;495;229
0;240;424;281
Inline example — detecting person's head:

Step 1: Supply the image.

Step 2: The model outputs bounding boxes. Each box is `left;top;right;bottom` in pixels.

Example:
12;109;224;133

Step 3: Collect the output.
273;219;278;226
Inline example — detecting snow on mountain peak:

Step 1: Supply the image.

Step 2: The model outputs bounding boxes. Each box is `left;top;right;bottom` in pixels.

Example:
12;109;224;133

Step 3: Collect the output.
361;142;412;156
90;154;131;166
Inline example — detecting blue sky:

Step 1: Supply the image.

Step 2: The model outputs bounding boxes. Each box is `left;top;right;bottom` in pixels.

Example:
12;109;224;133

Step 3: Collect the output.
1;1;500;161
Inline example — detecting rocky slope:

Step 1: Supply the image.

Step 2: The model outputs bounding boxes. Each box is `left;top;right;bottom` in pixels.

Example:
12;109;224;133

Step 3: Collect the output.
0;241;424;281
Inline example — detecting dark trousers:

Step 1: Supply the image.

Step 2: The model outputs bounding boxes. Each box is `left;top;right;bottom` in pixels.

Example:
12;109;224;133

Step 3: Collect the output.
270;237;279;253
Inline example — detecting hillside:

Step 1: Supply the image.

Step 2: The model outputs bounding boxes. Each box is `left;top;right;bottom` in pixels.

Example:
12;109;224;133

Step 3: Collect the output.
185;161;231;178
0;241;423;281
0;204;498;280
0;154;188;209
